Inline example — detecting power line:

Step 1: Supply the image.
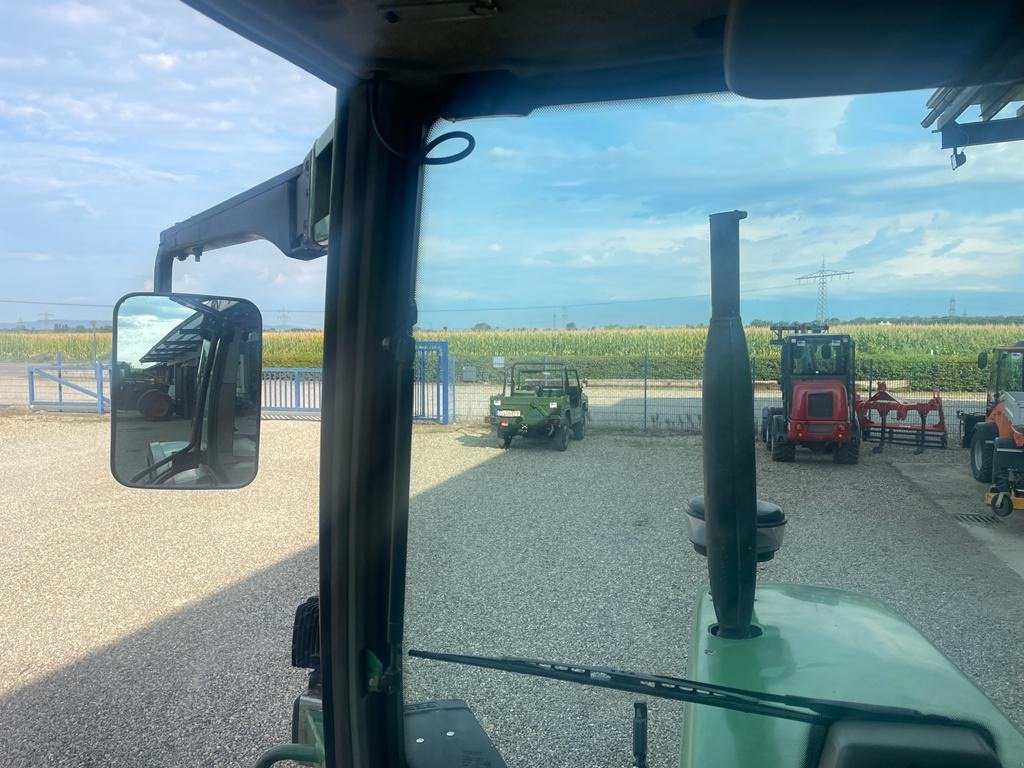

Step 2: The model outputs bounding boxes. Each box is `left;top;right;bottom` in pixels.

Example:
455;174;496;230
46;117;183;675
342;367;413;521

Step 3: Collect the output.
416;282;799;313
0;298;114;309
0;280;802;319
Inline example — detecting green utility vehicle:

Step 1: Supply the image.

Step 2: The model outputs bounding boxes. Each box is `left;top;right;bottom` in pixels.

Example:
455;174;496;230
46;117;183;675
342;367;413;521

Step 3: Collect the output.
486;363;588;450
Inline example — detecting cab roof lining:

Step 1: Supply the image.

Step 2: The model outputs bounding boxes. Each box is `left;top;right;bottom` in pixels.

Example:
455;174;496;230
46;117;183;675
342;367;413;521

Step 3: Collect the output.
181;0;1024;117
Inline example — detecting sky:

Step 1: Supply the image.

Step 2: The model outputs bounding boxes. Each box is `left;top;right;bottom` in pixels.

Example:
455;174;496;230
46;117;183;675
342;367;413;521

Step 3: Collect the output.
3;1;1024;330
115;294;194;367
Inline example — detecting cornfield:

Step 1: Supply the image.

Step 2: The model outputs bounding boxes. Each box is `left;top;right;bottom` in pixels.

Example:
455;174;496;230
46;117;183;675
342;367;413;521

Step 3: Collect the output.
423;324;1024;360
2;324;1023;369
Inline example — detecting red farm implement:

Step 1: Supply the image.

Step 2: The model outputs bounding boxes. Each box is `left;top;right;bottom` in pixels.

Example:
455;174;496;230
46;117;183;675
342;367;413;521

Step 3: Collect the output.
854;382;948;454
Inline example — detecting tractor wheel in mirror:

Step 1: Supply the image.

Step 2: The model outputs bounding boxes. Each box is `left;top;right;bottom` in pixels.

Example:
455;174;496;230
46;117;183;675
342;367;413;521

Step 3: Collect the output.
138;389;173;421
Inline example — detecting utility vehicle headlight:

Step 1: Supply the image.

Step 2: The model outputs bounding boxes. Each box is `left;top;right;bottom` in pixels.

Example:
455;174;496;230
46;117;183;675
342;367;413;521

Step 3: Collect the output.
549;402;558;409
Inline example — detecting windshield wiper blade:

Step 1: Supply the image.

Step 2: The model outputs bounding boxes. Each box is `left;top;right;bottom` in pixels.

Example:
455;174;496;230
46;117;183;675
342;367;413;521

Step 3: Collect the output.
407;649;969;729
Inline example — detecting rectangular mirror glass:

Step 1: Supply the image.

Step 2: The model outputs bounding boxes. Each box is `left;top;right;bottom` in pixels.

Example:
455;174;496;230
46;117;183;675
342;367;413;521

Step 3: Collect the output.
110;293;262;489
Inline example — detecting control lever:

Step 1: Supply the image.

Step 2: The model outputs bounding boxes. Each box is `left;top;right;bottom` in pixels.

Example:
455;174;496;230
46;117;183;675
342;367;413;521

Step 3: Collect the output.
632;701;648;768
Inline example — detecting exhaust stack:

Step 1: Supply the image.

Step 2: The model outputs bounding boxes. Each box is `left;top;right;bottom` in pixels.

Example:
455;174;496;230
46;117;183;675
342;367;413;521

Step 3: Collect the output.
702;210;757;639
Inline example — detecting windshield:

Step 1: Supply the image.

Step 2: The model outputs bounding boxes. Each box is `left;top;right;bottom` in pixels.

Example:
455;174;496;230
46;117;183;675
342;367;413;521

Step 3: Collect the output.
512;368;566;394
405;94;1024;767
789;338;847;376
998;350;1024;393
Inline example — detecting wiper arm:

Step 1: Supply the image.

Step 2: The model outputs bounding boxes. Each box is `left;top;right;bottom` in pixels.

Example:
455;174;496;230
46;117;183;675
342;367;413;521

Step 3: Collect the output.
408;649;978;730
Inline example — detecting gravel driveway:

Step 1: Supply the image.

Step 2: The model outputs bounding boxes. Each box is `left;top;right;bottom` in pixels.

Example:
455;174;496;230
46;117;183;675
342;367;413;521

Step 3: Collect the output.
1;413;1022;767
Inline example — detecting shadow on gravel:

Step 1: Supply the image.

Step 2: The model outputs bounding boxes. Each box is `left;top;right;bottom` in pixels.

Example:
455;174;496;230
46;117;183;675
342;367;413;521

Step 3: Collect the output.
454;430;500;448
0;432;695;768
0;547;318;768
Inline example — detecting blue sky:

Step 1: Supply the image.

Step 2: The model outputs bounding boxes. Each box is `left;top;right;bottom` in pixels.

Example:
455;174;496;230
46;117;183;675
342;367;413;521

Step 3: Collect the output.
3;1;1024;329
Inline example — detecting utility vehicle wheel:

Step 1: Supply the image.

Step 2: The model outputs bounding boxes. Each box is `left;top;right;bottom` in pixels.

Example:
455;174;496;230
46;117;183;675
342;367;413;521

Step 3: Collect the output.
138;389;172;421
970;424;996;482
769;418;795;462
760;408;771;444
572;417;585;440
556;424;570;451
992;492;1014;518
833;427;861;465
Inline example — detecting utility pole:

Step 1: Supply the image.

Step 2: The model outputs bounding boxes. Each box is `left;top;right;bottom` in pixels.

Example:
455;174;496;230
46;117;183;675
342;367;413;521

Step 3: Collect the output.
796;259;854;323
948;296;956;320
91;320;98;362
560;305;569;329
38;310;54;329
277;308;290;328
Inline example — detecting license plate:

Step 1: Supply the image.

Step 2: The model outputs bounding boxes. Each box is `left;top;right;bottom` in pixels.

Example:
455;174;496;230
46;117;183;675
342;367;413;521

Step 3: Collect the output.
808;424;833;433
497;409;520;417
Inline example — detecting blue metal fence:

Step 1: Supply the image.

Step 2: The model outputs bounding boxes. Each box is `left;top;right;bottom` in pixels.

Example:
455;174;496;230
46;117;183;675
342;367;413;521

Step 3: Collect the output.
26;342;453;423
262;368;323;412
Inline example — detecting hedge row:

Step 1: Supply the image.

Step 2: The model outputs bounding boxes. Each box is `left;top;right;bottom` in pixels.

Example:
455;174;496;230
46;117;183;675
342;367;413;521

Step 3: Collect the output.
450;354;989;392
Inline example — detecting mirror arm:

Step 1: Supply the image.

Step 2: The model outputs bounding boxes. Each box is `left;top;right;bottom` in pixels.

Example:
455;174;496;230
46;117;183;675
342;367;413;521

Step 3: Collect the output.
153;160;326;292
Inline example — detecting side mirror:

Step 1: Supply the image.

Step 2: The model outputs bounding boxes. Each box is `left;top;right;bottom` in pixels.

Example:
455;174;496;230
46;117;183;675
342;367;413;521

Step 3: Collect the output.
110;293;262;489
978;351;989;370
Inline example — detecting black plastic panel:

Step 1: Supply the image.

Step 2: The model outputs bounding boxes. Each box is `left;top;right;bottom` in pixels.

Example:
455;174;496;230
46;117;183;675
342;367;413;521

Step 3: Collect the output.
816;720;1001;768
405;699;507;768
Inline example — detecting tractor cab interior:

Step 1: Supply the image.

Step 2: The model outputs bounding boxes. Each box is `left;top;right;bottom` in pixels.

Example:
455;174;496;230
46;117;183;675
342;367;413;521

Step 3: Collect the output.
111;1;1024;767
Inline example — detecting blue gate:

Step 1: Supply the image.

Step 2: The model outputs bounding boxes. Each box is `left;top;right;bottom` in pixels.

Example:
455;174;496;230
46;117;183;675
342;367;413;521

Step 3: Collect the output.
413;341;451;424
27;359;110;414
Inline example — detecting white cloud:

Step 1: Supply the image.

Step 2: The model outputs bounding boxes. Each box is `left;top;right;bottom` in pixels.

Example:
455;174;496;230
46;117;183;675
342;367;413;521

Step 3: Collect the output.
138;52;178;71
42;1;106;26
489;146;518;158
487;243;503;252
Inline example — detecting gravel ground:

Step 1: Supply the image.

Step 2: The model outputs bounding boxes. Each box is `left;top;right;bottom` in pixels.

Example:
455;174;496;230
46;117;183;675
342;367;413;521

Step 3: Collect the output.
404;426;1024;768
1;413;1022;767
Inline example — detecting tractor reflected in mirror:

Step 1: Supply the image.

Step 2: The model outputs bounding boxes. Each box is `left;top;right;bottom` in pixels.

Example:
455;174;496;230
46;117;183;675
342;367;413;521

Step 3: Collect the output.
110;293;262;489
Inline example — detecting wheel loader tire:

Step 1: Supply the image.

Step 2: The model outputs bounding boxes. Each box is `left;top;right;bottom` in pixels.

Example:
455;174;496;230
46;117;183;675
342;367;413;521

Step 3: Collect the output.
833;427;861;465
769;416;795;462
970;424;997;482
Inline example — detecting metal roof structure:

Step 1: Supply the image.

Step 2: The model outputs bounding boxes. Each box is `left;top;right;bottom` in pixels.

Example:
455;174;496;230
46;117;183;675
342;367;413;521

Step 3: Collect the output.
922;80;1024;160
140;313;205;366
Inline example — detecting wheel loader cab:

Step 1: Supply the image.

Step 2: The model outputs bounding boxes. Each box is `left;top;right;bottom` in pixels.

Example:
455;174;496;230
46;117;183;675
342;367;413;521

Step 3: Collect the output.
763;328;859;463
